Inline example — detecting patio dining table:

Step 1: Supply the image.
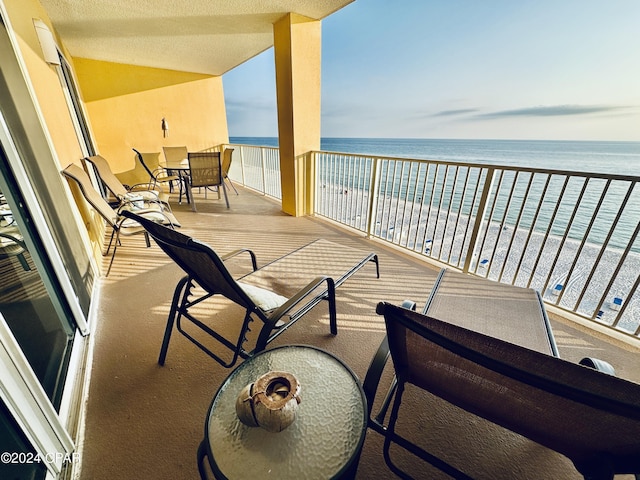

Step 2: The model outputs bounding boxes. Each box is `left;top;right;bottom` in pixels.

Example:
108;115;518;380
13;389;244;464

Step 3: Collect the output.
163;158;194;211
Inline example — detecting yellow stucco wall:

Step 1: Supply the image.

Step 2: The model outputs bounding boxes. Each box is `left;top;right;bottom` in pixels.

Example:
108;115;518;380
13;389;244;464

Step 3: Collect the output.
74;58;229;174
4;0;85;169
2;0;105;265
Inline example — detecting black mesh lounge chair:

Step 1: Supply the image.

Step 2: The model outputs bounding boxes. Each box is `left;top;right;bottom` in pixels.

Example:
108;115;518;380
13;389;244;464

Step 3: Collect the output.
365;302;640;480
122;210;380;368
62;163;178;276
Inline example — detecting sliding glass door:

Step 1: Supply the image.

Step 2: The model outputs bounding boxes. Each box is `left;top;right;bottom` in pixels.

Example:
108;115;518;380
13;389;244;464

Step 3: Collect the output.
0;149;75;407
0;9;95;479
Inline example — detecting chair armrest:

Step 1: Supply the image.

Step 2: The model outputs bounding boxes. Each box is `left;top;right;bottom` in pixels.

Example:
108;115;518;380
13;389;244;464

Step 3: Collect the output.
128;183;160;195
363;301;414;424
267;275;332;322
363;335;391;413
221;249;258;271
116;208;176;228
0;232;27;249
252;275;334;353
579;357;616;376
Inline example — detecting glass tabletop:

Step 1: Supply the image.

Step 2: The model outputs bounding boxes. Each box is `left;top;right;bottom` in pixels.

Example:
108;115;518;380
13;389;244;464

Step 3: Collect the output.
205;345;367;479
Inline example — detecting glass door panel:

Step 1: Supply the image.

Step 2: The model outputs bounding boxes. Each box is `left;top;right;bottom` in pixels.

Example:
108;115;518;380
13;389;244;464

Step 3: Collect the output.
0;399;46;480
0;184;73;408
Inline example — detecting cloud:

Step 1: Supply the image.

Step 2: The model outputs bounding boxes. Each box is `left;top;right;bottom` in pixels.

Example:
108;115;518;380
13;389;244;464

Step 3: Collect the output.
432;108;479;117
478;104;629;118
226;98;275;113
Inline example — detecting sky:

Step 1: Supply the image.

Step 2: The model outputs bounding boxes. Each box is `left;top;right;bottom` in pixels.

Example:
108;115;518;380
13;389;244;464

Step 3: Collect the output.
223;0;640;141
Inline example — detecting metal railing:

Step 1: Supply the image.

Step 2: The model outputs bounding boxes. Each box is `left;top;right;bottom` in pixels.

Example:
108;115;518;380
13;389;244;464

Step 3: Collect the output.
228;144;640;339
226;144;281;200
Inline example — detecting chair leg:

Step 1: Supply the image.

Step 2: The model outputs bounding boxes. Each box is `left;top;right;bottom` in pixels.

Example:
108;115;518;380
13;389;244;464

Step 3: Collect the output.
17;253;31;271
221;182;229;208
105;230;121;276
383;381;474;480
225;175;239;195
327;278;337;335
158;276;190;365
105;229;117;255
197;440;210;480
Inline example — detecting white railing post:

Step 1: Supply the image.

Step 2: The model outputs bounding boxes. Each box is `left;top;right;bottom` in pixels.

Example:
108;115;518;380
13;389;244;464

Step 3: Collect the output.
239;145;247;186
462;167;495;274
365;157;381;239
261;147;267;195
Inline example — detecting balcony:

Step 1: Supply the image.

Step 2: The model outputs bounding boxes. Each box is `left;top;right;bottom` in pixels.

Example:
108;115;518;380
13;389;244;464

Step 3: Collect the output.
82;172;640;479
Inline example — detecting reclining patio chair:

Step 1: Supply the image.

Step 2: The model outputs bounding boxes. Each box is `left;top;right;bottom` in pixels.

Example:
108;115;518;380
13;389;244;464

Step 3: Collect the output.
62;164;179;276
122;210;379;368
84;155;172;208
365;302;640;480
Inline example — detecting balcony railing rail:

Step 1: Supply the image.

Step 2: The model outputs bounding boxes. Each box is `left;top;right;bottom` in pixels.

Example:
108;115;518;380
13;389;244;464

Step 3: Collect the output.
225;144;281;200
227;143;640;339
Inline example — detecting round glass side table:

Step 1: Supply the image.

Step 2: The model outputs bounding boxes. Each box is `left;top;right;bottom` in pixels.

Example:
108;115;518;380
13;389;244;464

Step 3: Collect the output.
199;345;368;479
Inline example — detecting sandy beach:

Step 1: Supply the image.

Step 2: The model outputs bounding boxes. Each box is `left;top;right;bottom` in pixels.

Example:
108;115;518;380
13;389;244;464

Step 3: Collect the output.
317;183;640;335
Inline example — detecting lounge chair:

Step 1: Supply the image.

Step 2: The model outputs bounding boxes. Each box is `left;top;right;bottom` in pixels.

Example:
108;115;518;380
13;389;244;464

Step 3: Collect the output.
365;302;640;480
122;210;380;368
84;155;172;208
62;163;179;276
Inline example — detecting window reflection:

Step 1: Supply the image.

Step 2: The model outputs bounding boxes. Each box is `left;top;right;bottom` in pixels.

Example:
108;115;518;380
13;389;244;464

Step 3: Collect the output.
0;190;72;407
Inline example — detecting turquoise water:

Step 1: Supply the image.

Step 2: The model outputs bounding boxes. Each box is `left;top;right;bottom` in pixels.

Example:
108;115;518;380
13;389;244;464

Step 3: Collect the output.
231;137;640;176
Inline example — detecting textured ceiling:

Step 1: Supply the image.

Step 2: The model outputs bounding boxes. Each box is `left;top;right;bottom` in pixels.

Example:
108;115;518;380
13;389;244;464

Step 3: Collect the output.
39;0;354;75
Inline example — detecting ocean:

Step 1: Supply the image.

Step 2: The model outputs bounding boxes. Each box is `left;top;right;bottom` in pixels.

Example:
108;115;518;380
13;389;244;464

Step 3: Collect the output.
230;137;640;176
229;137;640;331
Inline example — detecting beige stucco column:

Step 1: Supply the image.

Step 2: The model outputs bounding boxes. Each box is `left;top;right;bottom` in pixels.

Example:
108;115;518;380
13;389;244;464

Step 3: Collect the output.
273;13;321;216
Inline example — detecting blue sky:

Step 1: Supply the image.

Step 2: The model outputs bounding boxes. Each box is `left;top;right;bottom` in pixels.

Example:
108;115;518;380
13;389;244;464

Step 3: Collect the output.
223;0;640;141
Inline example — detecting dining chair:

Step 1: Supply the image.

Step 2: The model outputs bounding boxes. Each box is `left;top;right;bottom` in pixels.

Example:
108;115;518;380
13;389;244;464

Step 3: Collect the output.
133;149;181;199
221;148;239;195
0;228;31;271
187;152;229;210
162;146;190;202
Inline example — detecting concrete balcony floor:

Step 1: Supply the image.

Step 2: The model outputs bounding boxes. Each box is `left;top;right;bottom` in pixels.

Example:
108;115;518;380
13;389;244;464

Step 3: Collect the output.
80;186;640;480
